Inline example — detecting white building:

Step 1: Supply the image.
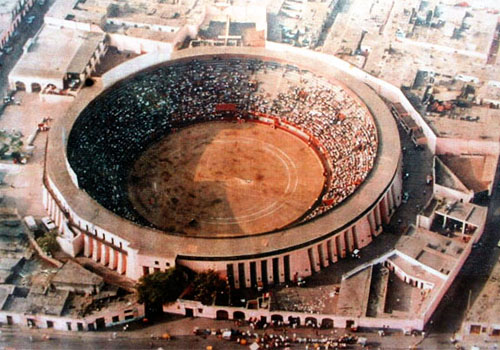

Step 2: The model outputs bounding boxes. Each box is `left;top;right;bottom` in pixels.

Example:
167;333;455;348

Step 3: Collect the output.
8;23;107;93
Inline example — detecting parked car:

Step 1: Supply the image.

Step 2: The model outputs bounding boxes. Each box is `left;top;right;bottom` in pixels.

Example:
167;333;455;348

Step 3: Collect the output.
3;46;13;54
351;249;361;259
297;276;306;287
41;216;56;231
402;192;410;203
26;16;36;24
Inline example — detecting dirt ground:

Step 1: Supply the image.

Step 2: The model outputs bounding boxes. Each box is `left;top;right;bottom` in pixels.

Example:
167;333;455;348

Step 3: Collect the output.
128;121;325;237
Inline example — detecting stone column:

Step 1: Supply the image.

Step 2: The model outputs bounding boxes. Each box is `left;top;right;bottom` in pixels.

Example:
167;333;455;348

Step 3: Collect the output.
109;248;117;270
117;253;124;274
101;244;109;266
311;246;321;272
256;259;263;283
243;262;251;288
92;239;100;262
83;234;91;257
375;204;382;227
388;186;395;211
367;211;376;235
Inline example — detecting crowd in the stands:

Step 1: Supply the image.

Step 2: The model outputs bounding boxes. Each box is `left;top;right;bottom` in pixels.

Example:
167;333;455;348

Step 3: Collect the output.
67;57;377;228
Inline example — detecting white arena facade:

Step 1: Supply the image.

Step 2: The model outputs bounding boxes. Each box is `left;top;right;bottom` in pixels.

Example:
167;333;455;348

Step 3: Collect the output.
43;46;403;288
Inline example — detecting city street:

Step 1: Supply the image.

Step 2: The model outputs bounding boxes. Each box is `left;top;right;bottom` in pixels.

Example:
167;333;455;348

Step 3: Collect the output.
0;317;455;350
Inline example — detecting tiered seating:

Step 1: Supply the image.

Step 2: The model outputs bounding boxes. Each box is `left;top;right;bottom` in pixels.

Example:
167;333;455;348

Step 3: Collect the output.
67;57;378;227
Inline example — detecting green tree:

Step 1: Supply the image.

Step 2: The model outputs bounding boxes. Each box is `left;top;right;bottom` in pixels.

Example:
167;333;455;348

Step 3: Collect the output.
106;3;120;17
136;267;190;306
191;270;228;306
36;230;59;254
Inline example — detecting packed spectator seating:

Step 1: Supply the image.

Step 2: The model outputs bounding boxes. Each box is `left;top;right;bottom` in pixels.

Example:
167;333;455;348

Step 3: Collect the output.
67;57;378;228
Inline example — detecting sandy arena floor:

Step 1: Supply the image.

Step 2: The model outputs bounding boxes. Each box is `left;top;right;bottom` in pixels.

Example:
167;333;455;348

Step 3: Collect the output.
128;121;325;237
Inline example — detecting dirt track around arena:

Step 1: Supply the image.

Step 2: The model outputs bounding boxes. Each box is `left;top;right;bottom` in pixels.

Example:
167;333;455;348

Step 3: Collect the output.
128;121;325;237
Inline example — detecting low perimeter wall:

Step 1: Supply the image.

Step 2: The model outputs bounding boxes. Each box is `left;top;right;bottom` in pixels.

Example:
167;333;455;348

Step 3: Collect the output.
164;299;423;331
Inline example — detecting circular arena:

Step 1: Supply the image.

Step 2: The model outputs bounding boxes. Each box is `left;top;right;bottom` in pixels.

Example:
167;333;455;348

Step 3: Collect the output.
44;47;402;287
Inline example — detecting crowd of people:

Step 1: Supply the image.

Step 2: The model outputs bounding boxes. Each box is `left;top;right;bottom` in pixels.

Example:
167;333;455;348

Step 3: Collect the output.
67;57;377;228
192;324;361;349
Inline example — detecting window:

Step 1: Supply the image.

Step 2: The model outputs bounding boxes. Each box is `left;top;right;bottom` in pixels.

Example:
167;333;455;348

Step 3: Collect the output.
166;262;170;267
124;315;134;320
154;261;159;265
112;316;119;323
470;325;481;334
66;322;72;331
46;320;54;328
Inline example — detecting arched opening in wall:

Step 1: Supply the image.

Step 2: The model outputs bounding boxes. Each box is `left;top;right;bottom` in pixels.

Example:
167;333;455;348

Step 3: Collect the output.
233;311;245;320
31;82;41;92
288;316;300;326
216;310;229;320
15;81;26;91
346;320;356;330
271;314;283;325
305;317;317;327
321;318;334;329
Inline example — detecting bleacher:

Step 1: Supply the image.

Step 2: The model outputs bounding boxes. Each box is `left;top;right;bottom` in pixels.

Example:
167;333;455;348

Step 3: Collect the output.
67;57;378;227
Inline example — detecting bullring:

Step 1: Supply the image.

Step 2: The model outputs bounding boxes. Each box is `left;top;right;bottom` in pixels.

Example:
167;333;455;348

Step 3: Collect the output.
43;46;402;288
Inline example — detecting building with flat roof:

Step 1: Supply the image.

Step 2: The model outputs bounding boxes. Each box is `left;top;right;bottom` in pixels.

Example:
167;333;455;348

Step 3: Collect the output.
164;210;486;331
51;260;104;295
461;259;500;338
8;23;106;92
44;0;205;54
195;3;267;47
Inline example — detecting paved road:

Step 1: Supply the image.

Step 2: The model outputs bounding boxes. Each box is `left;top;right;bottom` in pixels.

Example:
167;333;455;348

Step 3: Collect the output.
0;323;453;350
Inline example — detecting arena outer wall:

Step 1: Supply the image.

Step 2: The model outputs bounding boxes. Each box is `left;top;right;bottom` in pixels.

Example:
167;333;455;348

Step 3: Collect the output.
43;46;403;288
